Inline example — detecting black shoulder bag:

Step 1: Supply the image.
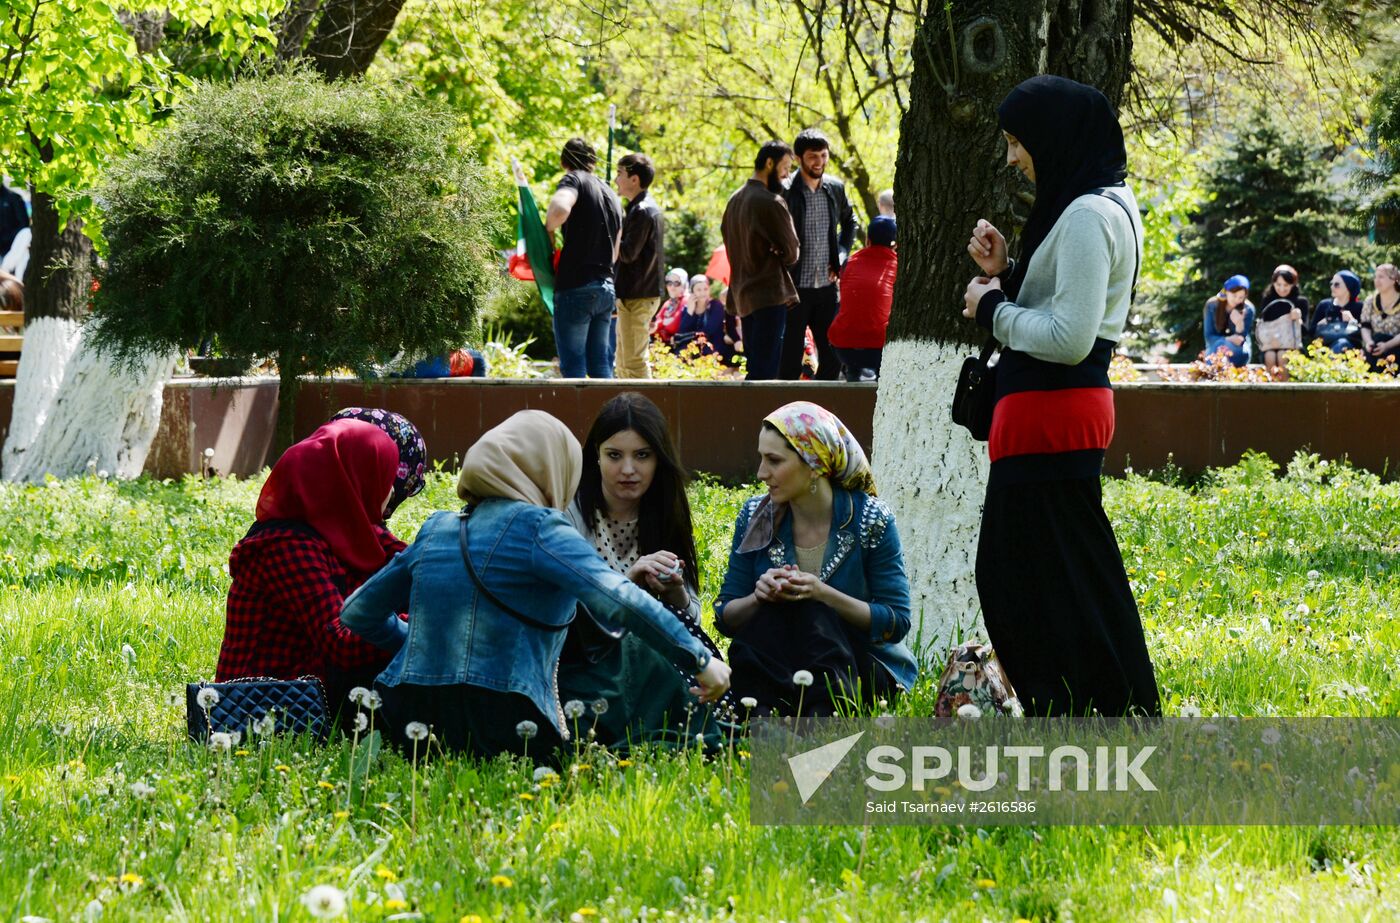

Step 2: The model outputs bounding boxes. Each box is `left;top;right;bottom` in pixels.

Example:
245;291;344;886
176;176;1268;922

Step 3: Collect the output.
950;188;1140;442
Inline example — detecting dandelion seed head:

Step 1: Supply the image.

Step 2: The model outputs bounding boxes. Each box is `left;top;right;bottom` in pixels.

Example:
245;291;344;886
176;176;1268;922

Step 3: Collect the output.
590;698;609;715
129;781;155;799
363;690;382;711
534;766;559;782
740;697;758;709
1297;602;1311;616
564;700;586;719
956;703;982;720
300;884;347;918
1261;727;1282;745
253;713;277;737
515;720;538;740
203;447;216;459
353;712;369;733
196;687;220;709
209;731;237;751
405;721;430;742
792;670;814;687
348;687;370;705
1179;704;1202;718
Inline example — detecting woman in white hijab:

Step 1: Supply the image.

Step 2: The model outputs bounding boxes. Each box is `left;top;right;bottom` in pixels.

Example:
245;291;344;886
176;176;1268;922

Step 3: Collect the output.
343;410;730;761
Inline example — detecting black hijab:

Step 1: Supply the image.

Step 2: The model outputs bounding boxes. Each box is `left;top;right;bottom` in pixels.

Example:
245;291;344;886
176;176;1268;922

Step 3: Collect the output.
997;75;1128;298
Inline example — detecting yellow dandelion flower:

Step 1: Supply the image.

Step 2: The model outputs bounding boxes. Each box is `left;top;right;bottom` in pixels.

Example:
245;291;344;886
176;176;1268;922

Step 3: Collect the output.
384;899;409;911
316;780;336;790
375;866;398;881
1231;759;1251;772
976;878;996;889
549;821;566;832
616;759;632;767
274;764;291;773
3;774;20;784
332;810;350;820
575;909;598;917
490;875;514;888
933;786;953;798
1260;763;1275;774
234;749;251;756
771;780;790;794
518;792;535;801
461;916;484;923
120;872;144;886
376;802;393;810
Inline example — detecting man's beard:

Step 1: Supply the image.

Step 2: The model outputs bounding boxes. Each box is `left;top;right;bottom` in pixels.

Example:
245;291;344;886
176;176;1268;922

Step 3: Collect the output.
765;170;785;194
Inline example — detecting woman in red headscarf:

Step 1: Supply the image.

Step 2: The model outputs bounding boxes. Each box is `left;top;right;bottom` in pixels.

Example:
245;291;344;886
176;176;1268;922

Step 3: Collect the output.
216;418;408;713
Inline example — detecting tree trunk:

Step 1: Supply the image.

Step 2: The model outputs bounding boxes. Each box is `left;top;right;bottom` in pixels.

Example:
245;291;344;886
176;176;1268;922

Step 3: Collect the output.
302;0;407;79
1;192;90;478
2;193;175;482
274;354;301;457
872;0;1132;655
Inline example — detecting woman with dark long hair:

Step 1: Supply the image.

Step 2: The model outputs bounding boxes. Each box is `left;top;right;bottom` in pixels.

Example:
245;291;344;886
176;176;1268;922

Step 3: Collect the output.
962;75;1160;717
558;392;736;745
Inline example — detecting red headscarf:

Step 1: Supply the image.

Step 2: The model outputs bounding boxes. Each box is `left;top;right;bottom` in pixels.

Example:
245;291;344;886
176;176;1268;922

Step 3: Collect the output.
255;419;400;575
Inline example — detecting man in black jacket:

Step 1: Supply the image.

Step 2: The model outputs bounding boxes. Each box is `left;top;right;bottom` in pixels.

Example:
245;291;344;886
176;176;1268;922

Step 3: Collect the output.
613;153;665;378
780;129;856;380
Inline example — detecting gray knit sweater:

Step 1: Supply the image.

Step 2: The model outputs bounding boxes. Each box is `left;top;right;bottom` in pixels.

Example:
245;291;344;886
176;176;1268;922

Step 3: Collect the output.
977;185;1143;364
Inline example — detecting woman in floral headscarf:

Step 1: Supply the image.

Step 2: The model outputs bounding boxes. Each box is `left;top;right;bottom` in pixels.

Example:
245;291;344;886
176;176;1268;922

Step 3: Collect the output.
328;408;428;519
714;401;917;715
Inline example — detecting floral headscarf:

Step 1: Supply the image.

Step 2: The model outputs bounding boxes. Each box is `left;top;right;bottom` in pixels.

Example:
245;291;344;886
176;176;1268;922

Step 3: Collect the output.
738;401;875;553
328;408;427;519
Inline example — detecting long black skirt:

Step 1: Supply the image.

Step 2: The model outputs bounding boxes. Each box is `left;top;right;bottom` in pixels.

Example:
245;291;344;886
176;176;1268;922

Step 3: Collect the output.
727;599;897;716
976;475;1161;717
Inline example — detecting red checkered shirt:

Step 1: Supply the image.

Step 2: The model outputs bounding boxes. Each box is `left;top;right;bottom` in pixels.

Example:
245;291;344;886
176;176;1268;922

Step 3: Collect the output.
216;523;407;689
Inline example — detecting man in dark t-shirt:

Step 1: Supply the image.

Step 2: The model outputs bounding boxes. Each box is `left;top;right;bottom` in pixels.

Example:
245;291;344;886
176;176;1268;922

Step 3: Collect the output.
544;138;624;378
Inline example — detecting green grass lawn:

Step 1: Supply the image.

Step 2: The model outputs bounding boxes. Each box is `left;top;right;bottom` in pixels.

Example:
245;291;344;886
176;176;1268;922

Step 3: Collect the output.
1;452;1398;921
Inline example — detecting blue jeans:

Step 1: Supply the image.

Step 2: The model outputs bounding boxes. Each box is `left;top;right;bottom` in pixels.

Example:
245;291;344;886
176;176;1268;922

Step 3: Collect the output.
743;304;788;380
553;281;616;378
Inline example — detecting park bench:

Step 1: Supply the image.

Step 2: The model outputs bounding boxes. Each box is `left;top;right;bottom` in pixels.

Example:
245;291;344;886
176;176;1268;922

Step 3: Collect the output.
0;309;21;377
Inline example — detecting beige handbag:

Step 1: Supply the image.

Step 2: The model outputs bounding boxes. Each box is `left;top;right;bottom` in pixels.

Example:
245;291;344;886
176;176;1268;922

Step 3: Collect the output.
1255;300;1302;352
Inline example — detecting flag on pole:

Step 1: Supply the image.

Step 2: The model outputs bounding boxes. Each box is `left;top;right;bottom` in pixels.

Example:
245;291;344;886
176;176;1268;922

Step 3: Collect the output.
509;157;556;314
606;104;617;175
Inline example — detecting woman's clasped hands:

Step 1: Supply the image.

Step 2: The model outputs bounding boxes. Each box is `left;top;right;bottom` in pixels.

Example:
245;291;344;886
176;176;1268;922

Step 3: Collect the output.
754;564;826;604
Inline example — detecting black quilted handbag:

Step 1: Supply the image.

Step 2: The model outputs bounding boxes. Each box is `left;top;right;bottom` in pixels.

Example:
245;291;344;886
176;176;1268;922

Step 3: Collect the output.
186;676;330;744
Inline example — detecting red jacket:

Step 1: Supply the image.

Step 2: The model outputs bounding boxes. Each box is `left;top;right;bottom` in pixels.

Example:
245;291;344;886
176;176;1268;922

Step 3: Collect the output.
828;245;897;349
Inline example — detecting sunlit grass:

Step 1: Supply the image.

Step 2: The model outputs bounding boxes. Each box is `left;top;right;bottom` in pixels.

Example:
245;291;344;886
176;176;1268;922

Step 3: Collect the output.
1;451;1397;920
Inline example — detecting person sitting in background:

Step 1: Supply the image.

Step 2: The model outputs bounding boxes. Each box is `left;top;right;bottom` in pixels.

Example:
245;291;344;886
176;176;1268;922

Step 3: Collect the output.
1203;274;1254;367
715;402;917;716
1310;269;1365;353
650;268;688;348
676;275;735;362
558;393;734;747
217;415;424;719
877;189;895;219
1255;264;1308;378
0;269;21;314
1361;263;1400;370
340;410;730;761
827;216;898;381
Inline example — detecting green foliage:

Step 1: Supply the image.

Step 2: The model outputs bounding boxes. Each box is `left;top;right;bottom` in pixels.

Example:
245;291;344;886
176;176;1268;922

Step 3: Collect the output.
1361;57;1400;244
0;0;278;225
5;462;1400;917
89;69;503;376
1156;118;1377;351
664;209;715;279
1286;338;1400;383
477;282;556;360
651;341;745;380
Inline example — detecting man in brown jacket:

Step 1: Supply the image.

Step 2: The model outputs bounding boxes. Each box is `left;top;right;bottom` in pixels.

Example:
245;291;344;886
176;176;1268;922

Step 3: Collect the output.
721;141;800;380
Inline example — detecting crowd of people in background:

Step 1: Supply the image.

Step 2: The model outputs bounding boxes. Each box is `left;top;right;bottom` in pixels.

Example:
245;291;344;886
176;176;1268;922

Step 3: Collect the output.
1202;263;1400;376
543;131;897;383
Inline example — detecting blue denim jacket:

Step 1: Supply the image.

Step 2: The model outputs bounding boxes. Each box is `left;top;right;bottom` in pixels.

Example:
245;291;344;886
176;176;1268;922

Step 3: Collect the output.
714;489;919;691
341;499;712;733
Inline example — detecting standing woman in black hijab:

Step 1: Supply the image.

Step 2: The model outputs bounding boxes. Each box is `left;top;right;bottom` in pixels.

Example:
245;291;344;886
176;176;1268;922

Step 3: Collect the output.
960;75;1161;717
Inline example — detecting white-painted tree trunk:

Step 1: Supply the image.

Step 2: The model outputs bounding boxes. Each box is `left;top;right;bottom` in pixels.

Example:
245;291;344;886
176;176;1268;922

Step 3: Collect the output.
1;315;85;479
3;319;176;482
871;338;989;658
